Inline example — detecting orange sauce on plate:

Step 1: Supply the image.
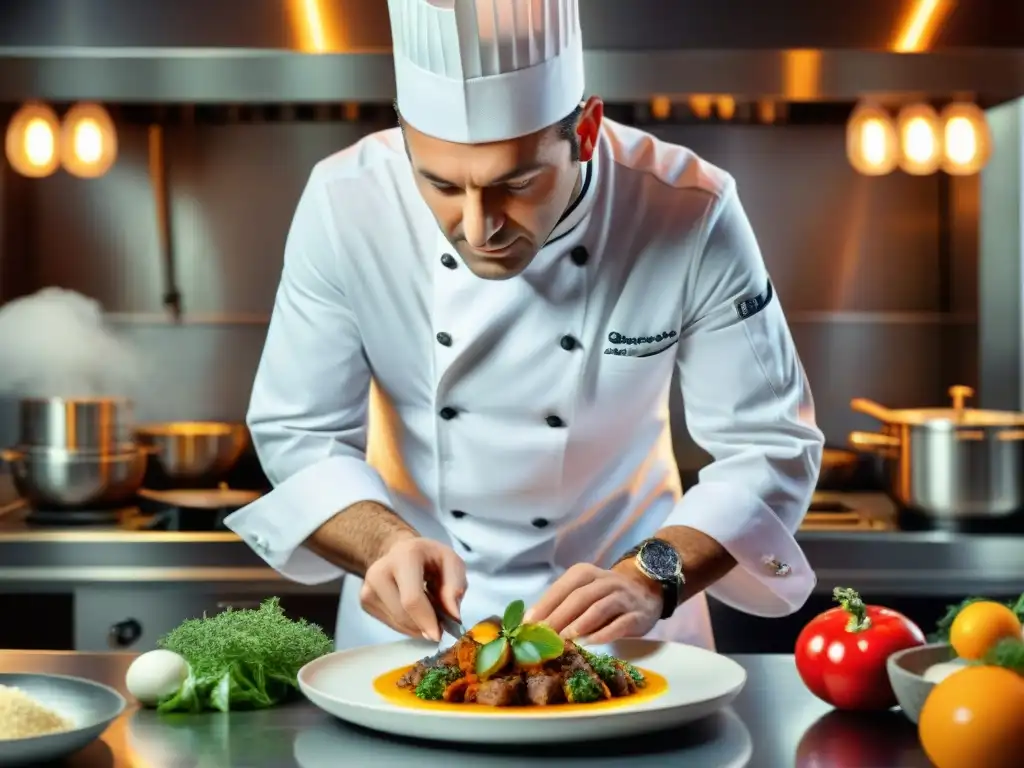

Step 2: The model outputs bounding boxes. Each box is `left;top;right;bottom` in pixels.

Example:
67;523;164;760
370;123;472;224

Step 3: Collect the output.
373;665;668;713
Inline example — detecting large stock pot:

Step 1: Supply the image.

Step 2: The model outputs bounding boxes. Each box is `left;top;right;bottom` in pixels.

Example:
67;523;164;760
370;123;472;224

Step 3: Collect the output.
848;385;1024;520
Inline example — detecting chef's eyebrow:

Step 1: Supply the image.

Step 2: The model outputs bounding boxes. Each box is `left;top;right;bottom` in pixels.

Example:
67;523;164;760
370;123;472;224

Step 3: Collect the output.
417;163;546;188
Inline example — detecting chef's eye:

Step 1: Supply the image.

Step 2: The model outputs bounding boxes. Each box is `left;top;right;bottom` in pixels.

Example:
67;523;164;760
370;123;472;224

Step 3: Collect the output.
506;178;533;191
430;181;457;193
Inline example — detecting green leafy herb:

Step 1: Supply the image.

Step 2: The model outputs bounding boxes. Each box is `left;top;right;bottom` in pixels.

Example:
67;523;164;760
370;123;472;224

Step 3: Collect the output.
512;640;542;666
475;636;511;678
415;665;463;701
515;624;564;659
563;669;603;703
982;637;1024;674
156;597;332;713
578;646;647;688
473;600;565;679
503;600;525;633
931;593;1024;643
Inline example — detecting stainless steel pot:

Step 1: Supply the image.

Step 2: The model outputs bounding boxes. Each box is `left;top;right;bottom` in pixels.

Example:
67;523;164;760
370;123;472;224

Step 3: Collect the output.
848;385;1024;520
133;422;249;483
1;445;149;508
19;397;135;452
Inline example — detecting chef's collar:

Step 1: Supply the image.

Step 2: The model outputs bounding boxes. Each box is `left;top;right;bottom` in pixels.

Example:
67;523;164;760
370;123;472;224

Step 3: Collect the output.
544;145;599;249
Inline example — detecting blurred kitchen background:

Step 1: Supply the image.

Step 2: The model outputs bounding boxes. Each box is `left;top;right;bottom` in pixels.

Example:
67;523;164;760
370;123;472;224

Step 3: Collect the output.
0;0;1022;654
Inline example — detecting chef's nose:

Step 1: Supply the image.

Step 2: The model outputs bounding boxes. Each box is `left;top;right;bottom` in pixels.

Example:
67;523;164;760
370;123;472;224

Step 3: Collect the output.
462;191;504;249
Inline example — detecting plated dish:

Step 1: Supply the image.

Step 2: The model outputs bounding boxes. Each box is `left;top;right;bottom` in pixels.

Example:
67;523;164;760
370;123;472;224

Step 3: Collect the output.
298;636;747;744
385;603;662;708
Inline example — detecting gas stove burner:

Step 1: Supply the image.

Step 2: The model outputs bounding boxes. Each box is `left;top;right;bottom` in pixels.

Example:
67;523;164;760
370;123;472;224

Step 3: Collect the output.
26;506;140;526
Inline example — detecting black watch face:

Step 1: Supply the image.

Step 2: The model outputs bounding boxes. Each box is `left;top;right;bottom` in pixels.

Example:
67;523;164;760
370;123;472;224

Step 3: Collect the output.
640;539;679;580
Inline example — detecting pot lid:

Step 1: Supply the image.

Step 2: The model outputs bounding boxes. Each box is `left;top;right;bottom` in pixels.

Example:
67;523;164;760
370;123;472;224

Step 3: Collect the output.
850;386;1024;428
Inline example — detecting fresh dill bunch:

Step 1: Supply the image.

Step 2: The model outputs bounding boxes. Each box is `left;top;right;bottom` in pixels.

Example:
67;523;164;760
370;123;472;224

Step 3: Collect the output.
156;597;333;713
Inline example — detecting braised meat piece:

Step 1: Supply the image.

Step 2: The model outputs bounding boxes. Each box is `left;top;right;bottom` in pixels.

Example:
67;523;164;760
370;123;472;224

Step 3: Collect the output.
525;670;565;705
474;675;524;707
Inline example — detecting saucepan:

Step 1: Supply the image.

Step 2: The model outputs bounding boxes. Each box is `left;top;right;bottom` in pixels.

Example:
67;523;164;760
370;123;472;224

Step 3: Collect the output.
847;385;1024;520
18;396;135;453
134;421;249;485
1;445;151;508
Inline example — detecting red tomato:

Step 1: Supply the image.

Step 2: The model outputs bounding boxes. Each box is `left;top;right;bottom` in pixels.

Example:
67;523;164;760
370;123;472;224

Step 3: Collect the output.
795;587;926;711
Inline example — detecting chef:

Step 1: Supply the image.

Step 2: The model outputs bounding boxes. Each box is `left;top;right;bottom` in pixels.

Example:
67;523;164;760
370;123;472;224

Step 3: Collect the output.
225;0;824;652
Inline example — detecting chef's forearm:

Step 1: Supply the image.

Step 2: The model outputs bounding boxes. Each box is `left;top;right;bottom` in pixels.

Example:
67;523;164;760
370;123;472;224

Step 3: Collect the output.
614;525;737;605
304;500;418;577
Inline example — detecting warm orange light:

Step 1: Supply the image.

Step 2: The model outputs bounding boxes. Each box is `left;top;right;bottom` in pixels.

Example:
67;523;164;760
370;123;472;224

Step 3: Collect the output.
893;0;956;52
939;102;991;175
60;103;118;178
4;102;61;178
897;103;942;175
716;96;736;121
846;103;899;176
688;95;713;120
650;96;671;121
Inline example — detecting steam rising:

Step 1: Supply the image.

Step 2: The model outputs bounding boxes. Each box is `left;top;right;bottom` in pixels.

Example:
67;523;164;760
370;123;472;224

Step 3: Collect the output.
0;288;141;399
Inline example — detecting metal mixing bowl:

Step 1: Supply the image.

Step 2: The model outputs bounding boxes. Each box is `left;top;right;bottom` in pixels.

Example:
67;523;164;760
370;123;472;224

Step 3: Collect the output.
1;445;149;508
134;421;249;484
0;672;126;766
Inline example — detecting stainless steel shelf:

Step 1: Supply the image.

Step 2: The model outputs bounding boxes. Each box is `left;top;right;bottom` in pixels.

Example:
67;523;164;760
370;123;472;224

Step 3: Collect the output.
0;528;1017;596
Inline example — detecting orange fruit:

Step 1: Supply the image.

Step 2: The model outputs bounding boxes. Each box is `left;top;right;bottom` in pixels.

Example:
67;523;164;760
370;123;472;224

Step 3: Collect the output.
949;601;1022;660
918;665;1024;768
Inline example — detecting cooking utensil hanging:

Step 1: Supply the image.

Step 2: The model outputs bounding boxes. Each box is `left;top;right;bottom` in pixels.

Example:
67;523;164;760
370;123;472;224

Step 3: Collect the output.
848;385;1024;520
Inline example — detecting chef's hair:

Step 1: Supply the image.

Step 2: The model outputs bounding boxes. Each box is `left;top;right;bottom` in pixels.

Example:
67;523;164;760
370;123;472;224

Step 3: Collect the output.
394;101;585;161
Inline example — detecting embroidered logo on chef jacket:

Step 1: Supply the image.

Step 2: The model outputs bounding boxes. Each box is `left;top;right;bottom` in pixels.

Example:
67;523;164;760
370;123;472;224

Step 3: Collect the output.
603;329;679;358
735;278;774;320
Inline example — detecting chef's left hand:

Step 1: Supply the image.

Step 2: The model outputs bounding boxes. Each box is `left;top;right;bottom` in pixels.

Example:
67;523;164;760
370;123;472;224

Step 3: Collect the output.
525;562;663;644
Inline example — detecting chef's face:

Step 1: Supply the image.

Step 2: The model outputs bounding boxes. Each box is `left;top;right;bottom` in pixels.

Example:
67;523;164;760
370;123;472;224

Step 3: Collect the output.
403;96;604;280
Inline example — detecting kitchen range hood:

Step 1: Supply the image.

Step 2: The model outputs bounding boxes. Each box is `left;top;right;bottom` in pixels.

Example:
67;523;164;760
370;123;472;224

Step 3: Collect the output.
1;0;1024;104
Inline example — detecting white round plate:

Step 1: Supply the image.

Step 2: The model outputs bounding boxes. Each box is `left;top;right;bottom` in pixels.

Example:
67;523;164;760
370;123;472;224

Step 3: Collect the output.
298;638;747;744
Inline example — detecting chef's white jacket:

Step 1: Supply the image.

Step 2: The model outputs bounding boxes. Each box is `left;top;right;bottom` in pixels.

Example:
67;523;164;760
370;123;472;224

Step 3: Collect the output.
225;118;824;651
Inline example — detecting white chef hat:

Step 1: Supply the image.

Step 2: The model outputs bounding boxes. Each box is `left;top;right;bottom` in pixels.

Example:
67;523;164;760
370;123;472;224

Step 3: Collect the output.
387;0;585;144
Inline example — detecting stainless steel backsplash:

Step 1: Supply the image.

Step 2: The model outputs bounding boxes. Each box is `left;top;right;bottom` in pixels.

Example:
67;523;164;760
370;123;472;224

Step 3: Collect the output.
0;121;978;467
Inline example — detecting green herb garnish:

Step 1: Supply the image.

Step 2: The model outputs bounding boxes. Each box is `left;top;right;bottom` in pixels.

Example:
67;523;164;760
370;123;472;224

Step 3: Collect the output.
415;665;463;700
564;669;603;703
156;597;333;713
983;637;1024;674
578;646;647;688
931;592;1024;643
474;599;564;679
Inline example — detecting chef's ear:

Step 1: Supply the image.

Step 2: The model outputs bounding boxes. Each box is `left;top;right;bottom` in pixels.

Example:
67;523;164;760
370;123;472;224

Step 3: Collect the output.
577;96;604;162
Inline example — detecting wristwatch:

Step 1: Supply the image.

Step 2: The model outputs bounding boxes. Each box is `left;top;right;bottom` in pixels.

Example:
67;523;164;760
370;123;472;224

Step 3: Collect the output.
616;538;685;621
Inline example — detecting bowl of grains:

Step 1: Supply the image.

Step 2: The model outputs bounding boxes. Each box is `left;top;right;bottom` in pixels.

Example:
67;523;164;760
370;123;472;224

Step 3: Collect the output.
0;673;126;766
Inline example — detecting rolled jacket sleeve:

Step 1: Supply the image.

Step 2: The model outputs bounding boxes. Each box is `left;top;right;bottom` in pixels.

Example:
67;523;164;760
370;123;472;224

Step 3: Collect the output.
224;165;393;585
664;180;824;617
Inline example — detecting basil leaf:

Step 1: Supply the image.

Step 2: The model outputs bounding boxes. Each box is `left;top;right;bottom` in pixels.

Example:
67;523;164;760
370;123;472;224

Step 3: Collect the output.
503;600;525;633
512;640;542;665
515;624;564;661
475;637;510;679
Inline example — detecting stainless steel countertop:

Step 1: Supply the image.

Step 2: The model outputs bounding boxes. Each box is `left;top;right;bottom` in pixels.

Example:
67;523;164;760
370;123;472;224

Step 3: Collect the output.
0;651;932;767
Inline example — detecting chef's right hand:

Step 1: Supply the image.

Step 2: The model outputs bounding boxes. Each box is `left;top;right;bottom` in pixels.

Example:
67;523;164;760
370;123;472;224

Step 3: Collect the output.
359;536;467;642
